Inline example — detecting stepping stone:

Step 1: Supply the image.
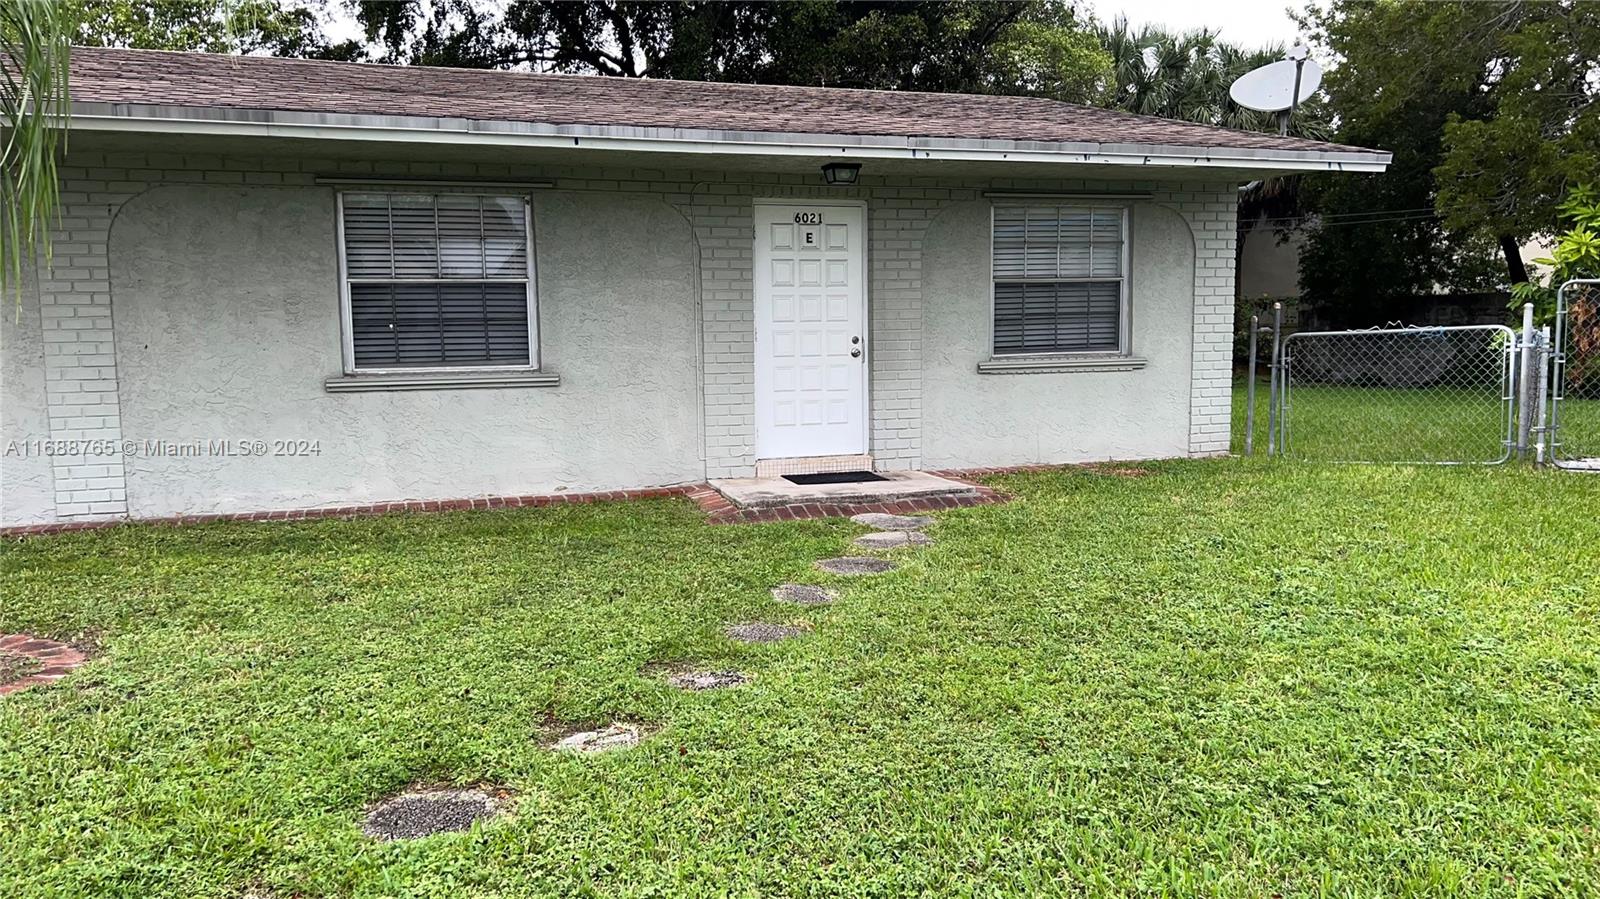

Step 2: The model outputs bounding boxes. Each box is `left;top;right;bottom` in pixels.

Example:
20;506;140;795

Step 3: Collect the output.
725;622;806;644
771;584;837;606
815;557;897;576
665;669;749;691
850;512;935;530
363;786;509;841
552;723;643;753
853;530;934;550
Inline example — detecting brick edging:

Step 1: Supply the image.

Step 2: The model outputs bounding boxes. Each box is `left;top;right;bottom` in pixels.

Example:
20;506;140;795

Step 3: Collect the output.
0;634;88;695
1;485;699;537
1;463;1106;537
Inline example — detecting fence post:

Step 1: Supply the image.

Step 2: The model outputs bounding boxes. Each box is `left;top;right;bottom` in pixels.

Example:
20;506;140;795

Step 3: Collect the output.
1266;302;1283;456
1535;324;1552;466
1517;303;1536;459
1245;314;1259;455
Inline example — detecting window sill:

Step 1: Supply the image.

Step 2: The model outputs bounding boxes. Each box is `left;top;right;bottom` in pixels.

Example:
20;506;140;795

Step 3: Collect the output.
977;355;1148;375
324;370;561;393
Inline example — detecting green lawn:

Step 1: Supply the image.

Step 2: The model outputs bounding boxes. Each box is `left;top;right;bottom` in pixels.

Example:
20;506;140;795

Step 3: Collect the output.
4;462;1600;897
1233;374;1600;465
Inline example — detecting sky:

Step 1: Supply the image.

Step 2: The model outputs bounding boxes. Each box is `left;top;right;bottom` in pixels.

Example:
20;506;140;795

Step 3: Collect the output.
1093;0;1309;51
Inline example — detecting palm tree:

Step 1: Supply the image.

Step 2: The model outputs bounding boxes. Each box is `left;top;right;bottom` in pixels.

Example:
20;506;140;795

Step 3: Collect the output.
1097;17;1331;137
1096;17;1331;303
1;0;72;303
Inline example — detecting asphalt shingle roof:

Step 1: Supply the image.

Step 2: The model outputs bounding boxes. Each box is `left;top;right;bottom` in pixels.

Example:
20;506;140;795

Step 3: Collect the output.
68;46;1376;156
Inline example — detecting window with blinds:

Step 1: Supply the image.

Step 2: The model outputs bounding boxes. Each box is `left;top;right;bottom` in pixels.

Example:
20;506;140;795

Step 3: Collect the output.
339;192;534;370
991;205;1126;355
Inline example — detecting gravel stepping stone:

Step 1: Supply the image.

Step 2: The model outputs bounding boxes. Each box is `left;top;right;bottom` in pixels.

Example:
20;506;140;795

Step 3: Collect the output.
665;669;750;691
815;556;897;576
725;622;806;644
771;584;838;606
363;787;509;841
552;723;643;754
853;530;934;550
850;512;935;530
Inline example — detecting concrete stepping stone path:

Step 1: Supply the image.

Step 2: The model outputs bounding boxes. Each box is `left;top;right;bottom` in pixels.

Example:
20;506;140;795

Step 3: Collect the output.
815;557;896;575
771;584;838;606
665;669;749;691
362;786;510;841
552;723;644;754
850;512;935;530
853;530;934;550
725;622;807;644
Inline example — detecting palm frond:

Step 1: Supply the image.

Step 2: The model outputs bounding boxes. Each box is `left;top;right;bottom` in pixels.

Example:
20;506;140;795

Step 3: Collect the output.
1;0;72;305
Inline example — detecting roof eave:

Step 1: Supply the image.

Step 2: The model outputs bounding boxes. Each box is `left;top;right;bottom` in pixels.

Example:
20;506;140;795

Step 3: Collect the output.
66;102;1394;174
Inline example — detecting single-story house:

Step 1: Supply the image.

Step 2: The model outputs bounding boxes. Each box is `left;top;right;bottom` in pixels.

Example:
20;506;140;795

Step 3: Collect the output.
0;48;1388;529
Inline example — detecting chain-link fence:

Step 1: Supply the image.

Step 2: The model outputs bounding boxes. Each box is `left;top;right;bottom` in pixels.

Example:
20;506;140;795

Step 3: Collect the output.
1551;280;1600;469
1278;325;1516;464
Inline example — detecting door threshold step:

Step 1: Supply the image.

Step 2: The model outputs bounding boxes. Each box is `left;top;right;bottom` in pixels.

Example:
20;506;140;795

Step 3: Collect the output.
708;470;980;510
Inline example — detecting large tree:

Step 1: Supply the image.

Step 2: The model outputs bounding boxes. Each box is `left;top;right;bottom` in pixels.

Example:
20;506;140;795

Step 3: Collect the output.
355;0;1112;102
70;0;361;58
1297;0;1599;312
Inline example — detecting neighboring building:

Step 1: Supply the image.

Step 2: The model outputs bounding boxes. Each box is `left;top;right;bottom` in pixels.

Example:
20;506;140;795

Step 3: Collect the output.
1238;219;1306;301
0;48;1388;528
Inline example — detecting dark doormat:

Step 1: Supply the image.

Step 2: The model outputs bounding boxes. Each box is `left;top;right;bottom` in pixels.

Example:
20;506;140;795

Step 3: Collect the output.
782;471;888;485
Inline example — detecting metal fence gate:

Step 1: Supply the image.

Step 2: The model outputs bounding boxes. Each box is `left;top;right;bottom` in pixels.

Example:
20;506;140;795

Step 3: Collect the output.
1550;279;1600;469
1277;325;1517;464
1243;281;1600;468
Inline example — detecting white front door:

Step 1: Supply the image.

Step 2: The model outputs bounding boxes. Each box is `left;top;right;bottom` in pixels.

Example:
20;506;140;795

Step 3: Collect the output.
754;202;867;459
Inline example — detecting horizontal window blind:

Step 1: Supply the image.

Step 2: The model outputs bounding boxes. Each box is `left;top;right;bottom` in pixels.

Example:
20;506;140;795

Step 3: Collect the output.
341;193;533;369
993;282;1121;354
992;205;1125;355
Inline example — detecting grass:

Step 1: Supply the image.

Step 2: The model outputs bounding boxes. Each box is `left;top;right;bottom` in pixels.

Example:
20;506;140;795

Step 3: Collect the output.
4;461;1600;897
1233;374;1600;464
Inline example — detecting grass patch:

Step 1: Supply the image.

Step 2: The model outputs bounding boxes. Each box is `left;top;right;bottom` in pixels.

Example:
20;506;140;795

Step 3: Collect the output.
4;463;1600;896
1232;373;1600;465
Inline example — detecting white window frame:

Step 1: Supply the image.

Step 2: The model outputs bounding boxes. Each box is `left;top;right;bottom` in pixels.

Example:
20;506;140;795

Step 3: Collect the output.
335;189;539;374
988;204;1132;359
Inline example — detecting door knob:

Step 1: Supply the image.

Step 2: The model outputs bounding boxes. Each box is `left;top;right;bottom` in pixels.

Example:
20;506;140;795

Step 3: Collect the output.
851;348;862;358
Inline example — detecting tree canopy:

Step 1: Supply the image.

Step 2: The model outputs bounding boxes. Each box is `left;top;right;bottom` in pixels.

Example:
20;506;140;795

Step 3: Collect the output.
347;1;1113;102
1296;0;1599;309
69;0;361;58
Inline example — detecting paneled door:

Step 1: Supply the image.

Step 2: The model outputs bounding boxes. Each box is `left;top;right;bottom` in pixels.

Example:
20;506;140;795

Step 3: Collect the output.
753;202;867;459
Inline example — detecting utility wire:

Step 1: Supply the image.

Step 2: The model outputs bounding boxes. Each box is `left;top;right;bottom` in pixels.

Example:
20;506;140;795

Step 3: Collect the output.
1249;210;1452;229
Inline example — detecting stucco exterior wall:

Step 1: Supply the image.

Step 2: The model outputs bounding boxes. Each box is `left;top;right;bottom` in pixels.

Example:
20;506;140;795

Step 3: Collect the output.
0;147;1238;527
108;183;701;519
921;201;1197;467
0;272;58;524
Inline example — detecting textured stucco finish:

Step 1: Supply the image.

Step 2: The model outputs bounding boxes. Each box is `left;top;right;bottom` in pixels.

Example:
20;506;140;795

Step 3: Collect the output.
110;184;701;517
0;274;57;523
1;144;1239;527
922;201;1196;468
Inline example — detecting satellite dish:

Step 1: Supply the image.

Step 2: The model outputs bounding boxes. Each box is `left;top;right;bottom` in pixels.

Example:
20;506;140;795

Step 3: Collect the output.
1229;56;1323;112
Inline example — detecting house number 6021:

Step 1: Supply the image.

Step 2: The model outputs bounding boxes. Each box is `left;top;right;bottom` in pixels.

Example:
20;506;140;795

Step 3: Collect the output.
793;212;822;225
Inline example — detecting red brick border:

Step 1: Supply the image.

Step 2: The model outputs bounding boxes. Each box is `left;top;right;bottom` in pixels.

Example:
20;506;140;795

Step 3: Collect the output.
0;463;1102;537
0;486;697;537
0;634;88;695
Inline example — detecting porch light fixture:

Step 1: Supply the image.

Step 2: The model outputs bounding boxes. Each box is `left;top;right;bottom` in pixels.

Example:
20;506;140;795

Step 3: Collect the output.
821;162;862;185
